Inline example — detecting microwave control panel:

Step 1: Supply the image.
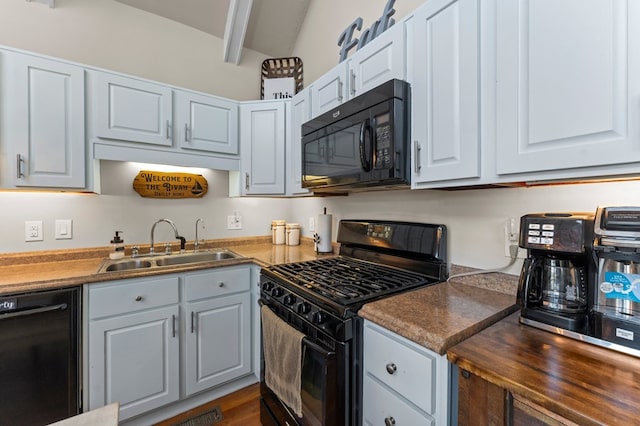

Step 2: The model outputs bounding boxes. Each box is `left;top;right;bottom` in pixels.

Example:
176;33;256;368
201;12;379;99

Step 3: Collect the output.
374;112;392;169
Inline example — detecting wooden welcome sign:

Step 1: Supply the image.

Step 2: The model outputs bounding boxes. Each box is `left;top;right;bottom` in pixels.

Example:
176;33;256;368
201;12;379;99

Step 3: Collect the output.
133;171;208;199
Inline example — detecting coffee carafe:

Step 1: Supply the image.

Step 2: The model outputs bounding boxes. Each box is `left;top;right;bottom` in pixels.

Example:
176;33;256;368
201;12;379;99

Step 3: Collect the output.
517;213;595;333
592;206;640;351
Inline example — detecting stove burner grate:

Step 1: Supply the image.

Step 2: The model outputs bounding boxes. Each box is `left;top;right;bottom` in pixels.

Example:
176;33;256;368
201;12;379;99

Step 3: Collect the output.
267;257;436;305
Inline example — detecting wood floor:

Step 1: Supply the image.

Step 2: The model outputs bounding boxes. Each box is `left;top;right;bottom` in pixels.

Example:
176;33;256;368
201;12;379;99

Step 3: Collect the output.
154;383;261;426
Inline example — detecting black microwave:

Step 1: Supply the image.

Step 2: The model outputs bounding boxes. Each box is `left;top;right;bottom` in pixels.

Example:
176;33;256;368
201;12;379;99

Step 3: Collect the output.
301;79;410;192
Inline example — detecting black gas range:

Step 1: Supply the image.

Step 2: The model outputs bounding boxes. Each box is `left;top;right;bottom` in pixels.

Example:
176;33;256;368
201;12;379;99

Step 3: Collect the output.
259;220;448;426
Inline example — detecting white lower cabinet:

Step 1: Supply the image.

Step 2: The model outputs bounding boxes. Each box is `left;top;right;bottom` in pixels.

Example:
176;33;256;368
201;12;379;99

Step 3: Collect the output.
183;268;251;396
363;320;450;426
85;265;252;422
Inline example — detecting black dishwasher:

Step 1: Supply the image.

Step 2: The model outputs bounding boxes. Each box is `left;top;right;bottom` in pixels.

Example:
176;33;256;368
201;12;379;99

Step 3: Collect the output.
0;287;81;425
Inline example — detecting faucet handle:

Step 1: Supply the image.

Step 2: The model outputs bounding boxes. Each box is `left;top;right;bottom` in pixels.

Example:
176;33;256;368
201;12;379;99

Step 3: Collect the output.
131;246;140;257
164;243;172;255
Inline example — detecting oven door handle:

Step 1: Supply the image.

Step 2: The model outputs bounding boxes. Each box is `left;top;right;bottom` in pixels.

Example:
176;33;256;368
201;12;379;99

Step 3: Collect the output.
303;337;335;358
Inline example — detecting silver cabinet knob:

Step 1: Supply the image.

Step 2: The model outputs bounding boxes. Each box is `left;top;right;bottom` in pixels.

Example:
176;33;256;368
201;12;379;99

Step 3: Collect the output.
135;296;143;302
385;416;396;426
219;282;225;288
386;363;397;374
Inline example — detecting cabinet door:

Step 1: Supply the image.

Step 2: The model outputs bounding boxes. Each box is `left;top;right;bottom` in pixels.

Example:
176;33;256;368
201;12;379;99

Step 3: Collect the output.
6;52;85;188
240;101;286;195
411;0;480;185
184;292;251;396
93;71;173;146
287;88;311;195
176;90;239;154
495;0;640;175
311;62;348;117
88;305;180;420
457;369;506;426
348;23;406;98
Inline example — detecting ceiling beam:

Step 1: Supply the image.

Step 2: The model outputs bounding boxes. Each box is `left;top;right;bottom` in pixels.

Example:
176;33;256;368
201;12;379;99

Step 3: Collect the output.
223;0;253;64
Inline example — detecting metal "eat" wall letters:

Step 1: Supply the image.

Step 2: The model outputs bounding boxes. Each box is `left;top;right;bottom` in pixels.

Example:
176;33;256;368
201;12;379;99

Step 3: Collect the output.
337;0;396;62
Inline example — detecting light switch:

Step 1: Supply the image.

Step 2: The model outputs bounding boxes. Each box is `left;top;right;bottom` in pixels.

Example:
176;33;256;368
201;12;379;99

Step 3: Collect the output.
55;219;73;240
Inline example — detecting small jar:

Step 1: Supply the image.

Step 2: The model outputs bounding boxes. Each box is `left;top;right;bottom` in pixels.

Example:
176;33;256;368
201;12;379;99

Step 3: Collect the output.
286;223;301;246
271;220;286;245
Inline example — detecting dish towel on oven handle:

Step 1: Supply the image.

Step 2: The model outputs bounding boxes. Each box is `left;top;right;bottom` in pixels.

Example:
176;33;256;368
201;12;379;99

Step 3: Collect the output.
261;305;305;417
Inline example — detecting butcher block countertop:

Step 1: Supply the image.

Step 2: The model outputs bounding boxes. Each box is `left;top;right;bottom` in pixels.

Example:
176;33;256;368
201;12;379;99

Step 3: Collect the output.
359;266;519;355
447;312;640;425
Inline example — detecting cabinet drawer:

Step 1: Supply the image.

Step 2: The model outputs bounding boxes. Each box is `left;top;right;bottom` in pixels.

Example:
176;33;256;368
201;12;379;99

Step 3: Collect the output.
364;322;436;414
88;276;179;319
363;374;434;426
184;267;250;301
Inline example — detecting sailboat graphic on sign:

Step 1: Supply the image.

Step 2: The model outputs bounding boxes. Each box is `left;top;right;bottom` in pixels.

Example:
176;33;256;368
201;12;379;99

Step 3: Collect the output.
191;180;204;195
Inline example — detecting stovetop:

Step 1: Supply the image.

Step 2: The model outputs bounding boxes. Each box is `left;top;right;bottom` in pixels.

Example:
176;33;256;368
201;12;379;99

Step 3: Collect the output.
264;256;438;307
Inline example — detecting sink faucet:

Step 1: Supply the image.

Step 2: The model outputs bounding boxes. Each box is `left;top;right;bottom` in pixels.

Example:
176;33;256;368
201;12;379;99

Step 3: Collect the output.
150;218;186;255
194;218;205;253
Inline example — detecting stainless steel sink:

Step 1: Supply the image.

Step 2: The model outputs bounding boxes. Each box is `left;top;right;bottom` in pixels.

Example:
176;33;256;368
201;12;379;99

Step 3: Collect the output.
98;250;242;273
154;251;239;266
103;259;153;272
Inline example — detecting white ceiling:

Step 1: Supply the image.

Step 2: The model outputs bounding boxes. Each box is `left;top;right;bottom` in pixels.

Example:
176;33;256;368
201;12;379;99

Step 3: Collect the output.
114;0;310;61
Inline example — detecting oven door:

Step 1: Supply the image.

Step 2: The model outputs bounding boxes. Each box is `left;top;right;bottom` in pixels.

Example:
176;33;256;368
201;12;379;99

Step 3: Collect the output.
260;303;346;426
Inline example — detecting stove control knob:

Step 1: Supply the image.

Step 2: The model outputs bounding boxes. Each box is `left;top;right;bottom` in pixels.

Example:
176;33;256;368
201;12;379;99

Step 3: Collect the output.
271;287;283;297
283;294;296;305
262;282;274;292
297;302;311;314
314;311;327;325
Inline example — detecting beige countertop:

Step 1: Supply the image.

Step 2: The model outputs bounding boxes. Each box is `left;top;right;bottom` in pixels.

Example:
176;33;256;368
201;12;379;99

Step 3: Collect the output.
0;240;518;357
0;236;331;295
359;265;519;355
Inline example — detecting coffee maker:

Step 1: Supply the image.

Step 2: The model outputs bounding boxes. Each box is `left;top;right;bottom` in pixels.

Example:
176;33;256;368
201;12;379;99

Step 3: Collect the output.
592;206;640;351
517;213;595;333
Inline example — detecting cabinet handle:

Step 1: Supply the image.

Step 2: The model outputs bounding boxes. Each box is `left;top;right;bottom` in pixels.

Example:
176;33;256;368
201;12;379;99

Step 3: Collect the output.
337;79;343;102
414;140;422;172
166;120;172;140
135;295;143;302
219;282;225;288
350;70;356;96
16;154;25;179
184;123;191;142
461;369;471;379
245;172;250;190
191;311;195;333
386;363;397;375
384;416;396;426
172;314;176;338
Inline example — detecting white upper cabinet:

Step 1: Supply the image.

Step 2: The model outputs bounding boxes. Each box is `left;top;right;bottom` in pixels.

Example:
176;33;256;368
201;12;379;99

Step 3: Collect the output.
410;0;480;186
495;0;640;176
175;90;238;155
93;72;173;146
311;23;406;118
348;22;406;98
239;101;287;195
3;51;86;188
287;88;311;196
311;62;348;117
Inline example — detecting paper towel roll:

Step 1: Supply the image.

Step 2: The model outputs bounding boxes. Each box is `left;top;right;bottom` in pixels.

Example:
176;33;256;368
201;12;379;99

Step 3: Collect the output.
316;213;333;253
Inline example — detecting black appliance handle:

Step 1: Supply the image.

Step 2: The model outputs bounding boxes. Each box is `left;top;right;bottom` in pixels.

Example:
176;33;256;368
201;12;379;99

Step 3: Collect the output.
303;337;335;358
518;257;542;308
0;303;67;321
359;118;372;172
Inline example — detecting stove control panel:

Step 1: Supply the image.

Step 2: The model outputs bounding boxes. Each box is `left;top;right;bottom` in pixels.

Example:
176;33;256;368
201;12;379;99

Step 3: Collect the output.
259;277;350;340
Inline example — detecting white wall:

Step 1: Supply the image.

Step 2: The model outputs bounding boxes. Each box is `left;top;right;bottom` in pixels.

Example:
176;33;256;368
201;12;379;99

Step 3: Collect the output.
0;0;267;101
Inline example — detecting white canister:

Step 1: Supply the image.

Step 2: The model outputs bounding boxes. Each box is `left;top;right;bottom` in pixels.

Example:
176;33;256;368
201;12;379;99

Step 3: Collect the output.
271;220;286;245
286;223;301;246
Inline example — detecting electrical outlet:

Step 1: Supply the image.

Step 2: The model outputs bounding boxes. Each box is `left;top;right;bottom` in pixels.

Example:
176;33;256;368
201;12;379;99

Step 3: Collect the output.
25;220;43;242
504;218;526;258
55;219;73;240
227;214;242;230
308;217;315;232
